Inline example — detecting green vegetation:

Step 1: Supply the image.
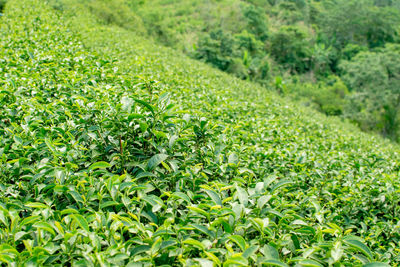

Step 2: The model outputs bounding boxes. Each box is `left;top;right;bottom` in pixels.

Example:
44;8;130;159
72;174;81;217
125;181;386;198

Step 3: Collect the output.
0;0;6;13
132;0;400;142
340;44;400;138
0;0;400;266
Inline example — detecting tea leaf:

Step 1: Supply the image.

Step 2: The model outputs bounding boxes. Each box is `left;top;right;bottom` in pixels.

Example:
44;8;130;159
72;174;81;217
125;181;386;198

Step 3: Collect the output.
71;214;90;232
147;154;168;171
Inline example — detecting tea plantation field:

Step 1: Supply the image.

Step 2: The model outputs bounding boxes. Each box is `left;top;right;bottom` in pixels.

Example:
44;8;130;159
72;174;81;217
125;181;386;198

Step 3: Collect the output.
0;0;399;266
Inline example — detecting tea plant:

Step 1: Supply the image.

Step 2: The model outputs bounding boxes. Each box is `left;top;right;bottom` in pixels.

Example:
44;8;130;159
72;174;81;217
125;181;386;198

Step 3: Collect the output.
0;0;399;266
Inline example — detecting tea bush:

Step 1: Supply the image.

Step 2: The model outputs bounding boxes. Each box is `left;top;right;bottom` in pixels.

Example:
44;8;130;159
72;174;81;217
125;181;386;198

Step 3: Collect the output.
0;0;399;266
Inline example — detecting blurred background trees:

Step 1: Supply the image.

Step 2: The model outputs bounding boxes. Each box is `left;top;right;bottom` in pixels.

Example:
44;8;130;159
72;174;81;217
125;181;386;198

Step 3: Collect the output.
86;0;400;141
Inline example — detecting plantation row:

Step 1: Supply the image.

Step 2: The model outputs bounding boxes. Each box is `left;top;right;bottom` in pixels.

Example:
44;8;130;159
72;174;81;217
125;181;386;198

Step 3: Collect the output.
0;0;399;266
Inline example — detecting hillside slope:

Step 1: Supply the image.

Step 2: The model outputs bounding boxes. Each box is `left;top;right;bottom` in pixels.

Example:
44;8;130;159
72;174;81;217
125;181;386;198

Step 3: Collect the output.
132;0;400;142
0;0;399;265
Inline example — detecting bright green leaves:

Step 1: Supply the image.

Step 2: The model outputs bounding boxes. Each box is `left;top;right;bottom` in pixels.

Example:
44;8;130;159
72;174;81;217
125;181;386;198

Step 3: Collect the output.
363;263;391;267
188;206;210;220
270;179;293;194
133;98;156;117
25;202;48;209
235;185;248;206
190;224;215;239
89;161;111;171
171;192;191;204
343;237;373;260
261;259;288;267
330;241;343;263
223;255;248;266
183;239;205;250
146;153;168;171
204;189;223;206
142;195;164;213
70;214;90;232
32;222;56;236
20;216;41;226
297;259;324;267
228;235;247;251
0;244;19;264
0;0;399;266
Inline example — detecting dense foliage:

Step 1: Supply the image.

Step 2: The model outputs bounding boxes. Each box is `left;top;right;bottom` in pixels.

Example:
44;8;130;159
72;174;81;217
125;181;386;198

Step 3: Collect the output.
340;44;400;138
0;0;400;266
131;0;400;142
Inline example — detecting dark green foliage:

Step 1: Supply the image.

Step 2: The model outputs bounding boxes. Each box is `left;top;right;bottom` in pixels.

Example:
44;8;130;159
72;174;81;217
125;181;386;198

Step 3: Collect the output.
289;0;307;9
311;43;334;75
194;28;235;71
276;1;305;23
269;25;313;73
317;0;400;48
341;44;368;60
364;7;400;47
286;76;348;115
234;30;264;56
0;0;6;13
248;55;271;80
195;28;269;80
226;58;248;79
242;4;268;41
340;44;400;139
